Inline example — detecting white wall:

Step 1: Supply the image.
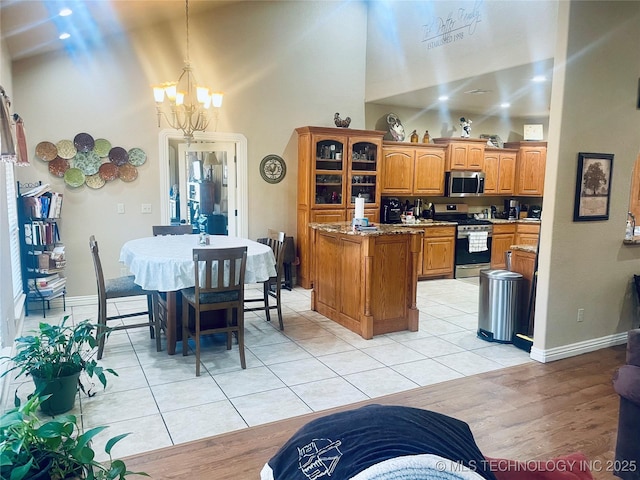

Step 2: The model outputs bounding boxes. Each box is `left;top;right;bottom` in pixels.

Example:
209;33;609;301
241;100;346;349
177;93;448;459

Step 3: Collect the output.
365;0;557;101
535;1;640;352
12;1;369;298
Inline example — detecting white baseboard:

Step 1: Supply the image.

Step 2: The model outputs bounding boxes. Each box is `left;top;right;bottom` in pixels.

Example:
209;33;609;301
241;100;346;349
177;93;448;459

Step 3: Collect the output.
530;331;628;363
64;295;99;307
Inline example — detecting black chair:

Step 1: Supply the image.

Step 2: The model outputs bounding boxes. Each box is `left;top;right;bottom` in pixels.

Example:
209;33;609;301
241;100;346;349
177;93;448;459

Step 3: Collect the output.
89;235;160;359
181;247;248;376
245;230;286;330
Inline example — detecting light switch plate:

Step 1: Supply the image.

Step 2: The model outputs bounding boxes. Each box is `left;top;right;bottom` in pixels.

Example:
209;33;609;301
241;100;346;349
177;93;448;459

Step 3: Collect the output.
141;204;152;214
117;203;125;214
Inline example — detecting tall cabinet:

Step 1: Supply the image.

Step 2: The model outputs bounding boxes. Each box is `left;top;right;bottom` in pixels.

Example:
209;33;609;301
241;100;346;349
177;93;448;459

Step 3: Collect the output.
296;126;384;289
17;182;67;316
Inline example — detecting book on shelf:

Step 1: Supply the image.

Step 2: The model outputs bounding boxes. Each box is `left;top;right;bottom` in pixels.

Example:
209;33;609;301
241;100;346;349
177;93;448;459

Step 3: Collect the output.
22;192;63;219
28;273;60;288
28;278;66;298
21;183;51;197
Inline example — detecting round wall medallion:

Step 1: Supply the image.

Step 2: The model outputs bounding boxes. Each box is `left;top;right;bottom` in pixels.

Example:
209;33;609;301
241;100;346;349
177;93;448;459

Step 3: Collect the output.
259;154;286;184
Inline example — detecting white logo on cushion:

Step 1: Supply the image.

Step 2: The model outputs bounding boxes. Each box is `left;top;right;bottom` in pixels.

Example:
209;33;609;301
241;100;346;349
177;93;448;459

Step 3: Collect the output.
298;438;343;479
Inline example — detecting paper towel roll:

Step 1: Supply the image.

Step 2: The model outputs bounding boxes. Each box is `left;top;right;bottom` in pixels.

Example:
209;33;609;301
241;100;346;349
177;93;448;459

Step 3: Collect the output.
355;197;365;219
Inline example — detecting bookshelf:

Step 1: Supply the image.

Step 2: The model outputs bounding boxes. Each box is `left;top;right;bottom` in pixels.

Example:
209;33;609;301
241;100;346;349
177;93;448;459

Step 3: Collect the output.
17;181;66;317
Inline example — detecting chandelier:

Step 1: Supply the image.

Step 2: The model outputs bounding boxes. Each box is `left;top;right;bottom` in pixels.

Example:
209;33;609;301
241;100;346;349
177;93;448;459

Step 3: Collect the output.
152;0;223;142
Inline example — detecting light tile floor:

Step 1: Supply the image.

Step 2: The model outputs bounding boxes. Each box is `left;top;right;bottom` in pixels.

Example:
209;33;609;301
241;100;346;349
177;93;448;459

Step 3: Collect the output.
4;278;533;462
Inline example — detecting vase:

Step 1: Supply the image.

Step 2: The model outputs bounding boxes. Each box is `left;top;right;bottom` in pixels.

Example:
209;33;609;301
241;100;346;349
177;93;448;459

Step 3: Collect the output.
32;369;81;415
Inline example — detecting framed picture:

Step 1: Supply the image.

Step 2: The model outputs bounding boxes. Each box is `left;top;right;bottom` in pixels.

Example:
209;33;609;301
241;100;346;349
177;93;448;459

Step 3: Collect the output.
573;152;614;221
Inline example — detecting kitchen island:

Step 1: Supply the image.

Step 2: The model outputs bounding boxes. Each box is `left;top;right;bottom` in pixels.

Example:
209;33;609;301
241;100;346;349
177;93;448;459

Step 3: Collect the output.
308;222;422;339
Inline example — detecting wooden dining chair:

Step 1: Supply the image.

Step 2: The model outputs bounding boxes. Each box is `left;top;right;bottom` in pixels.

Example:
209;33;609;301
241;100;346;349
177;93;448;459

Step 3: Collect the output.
244;230;286;330
181;247;248;376
152;224;193;236
89;235;160;359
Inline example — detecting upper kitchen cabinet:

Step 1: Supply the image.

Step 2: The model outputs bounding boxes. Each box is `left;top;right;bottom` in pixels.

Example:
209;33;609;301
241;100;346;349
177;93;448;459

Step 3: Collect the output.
381;143;446;196
296;126;384;289
433;138;486;171
505;141;547;196
483;148;518;195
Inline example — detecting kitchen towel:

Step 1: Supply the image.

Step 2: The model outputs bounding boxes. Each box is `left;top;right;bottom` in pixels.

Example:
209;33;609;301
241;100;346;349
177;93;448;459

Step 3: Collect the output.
468;231;489;253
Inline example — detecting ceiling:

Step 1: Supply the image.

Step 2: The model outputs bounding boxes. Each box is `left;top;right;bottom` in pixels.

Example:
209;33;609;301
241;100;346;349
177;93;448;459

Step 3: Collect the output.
1;0;552;119
371;59;553;119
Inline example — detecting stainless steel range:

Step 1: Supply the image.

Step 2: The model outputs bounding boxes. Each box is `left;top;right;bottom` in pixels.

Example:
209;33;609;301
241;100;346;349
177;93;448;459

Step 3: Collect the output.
433;204;493;278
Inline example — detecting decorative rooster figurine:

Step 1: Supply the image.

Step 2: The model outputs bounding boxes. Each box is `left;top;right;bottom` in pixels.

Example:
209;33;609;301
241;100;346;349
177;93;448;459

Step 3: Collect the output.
334;113;351;128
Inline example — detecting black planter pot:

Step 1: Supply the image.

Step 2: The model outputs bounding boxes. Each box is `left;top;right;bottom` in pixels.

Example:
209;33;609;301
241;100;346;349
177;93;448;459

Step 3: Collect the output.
26;456;54;480
32;369;81;415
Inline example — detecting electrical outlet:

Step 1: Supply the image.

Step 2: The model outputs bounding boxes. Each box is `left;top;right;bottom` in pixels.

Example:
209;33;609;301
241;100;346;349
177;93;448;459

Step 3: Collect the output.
577;308;584;322
117;203;125;214
141;203;152;214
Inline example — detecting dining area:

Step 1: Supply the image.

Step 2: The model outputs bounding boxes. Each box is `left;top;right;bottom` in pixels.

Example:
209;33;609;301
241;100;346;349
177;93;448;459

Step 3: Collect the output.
93;226;287;376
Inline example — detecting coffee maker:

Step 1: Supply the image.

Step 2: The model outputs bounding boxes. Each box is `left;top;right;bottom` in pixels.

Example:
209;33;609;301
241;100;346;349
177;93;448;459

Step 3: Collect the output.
505;199;519;220
381;197;402;224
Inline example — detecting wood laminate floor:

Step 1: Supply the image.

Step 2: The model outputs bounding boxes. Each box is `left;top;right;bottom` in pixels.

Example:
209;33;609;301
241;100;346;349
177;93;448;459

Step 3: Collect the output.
123;344;626;480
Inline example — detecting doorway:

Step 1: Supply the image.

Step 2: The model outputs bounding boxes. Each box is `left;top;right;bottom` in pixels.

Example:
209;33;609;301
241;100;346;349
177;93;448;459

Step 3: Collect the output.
158;130;248;238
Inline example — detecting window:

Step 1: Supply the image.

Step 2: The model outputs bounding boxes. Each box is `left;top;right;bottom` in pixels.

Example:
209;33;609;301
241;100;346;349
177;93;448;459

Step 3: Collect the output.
0;161;22;348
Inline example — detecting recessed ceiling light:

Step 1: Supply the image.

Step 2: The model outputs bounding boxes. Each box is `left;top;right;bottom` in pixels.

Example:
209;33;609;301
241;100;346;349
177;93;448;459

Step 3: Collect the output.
59;32;71;40
59;8;72;17
532;75;546;83
438;95;449;101
500;102;511;108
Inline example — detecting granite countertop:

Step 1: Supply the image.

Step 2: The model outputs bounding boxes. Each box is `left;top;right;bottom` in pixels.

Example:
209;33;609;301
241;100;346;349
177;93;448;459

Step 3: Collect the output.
510;244;537;253
490;218;541;224
309;222;426;236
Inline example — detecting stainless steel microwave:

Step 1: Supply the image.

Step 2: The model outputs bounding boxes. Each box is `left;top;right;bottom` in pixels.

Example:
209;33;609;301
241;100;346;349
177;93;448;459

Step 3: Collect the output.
445;171;485;197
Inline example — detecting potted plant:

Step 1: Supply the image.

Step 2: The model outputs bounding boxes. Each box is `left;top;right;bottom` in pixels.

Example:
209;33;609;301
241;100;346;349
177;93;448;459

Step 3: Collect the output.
2;316;116;415
0;394;148;480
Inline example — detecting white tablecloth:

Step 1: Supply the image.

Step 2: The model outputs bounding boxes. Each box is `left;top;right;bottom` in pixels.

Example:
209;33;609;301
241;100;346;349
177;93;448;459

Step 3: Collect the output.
119;234;276;291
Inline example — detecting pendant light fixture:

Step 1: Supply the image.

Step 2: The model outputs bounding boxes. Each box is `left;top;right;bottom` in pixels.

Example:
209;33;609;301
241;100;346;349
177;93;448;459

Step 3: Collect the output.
152;0;223;142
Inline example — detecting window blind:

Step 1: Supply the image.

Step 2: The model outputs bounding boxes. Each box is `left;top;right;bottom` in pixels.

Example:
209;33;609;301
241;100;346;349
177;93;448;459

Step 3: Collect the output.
6;165;22;301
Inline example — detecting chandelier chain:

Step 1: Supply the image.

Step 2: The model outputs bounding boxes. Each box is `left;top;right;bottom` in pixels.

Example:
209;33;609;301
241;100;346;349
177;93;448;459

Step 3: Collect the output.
185;0;190;63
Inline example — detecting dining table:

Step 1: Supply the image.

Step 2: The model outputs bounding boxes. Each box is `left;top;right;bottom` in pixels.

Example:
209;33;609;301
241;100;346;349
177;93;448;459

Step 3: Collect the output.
119;234;276;355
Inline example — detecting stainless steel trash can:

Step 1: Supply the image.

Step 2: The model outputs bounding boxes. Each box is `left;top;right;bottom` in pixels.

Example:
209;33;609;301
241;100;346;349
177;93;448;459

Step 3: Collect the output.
478;269;523;343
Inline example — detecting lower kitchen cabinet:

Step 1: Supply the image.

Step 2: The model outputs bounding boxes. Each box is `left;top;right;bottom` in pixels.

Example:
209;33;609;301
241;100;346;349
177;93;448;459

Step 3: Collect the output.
510;248;537;336
490;223;516;269
420;226;455;278
515;222;540;246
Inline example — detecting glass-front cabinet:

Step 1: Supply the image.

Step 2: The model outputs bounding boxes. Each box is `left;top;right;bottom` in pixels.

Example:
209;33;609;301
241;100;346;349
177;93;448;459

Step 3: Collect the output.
296;126;384;289
314;138;345;206
349;139;378;208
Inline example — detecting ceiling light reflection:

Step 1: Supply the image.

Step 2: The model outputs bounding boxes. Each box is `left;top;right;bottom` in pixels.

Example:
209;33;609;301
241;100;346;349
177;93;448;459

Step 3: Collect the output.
59;8;72;17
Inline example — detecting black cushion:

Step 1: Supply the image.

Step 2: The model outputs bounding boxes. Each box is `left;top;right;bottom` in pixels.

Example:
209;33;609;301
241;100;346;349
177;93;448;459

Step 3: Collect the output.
105;275;153;299
181;287;240;304
265;404;496;480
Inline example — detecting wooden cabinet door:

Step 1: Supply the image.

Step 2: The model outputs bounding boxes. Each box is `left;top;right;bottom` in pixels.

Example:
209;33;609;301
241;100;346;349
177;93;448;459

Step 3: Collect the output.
421;227;455;278
515;223;540;246
423;236;455;277
483;152;499;194
467;144;485;170
490;223;516;269
448;144;468;170
517;146;546;196
515;233;539;246
491;233;516;269
381;147;414;194
311;209;347;223
497;152;517;194
413;149;445;195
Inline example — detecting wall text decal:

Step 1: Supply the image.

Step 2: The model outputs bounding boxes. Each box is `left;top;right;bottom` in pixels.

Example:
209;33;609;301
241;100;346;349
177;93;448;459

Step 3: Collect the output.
422;0;483;50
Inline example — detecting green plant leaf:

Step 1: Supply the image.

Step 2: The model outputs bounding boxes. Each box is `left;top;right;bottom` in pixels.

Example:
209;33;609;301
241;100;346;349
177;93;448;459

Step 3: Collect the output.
104;433;130;455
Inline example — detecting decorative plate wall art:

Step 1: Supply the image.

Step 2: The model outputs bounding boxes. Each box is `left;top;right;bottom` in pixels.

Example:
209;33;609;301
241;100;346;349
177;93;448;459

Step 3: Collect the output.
35;132;147;190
